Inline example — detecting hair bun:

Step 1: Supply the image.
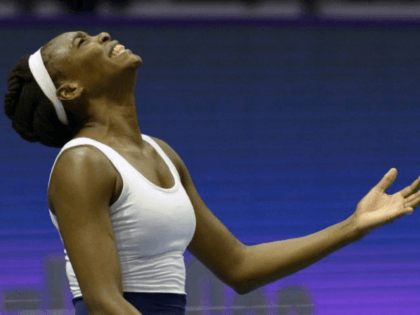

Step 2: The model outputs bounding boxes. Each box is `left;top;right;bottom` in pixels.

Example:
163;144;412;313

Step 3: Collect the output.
4;54;76;148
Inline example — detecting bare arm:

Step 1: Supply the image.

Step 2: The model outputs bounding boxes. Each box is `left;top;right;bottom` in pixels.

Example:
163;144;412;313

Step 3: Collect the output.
234;169;420;293
232;216;358;293
49;146;142;315
180;153;358;294
155;138;420;295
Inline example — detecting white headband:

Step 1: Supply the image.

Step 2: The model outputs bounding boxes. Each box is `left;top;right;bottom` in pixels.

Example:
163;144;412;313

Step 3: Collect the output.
28;48;69;126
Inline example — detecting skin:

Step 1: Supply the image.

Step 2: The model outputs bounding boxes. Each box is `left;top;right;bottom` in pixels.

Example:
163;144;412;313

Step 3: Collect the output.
45;32;420;315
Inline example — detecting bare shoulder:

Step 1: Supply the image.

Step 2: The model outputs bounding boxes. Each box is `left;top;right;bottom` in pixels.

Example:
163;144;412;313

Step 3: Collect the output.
48;145;118;212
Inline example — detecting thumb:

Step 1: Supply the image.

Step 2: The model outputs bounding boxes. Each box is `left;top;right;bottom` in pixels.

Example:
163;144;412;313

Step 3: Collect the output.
375;168;397;192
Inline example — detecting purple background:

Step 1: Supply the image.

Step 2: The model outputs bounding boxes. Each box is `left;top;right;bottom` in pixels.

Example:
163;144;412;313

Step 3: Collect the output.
1;17;420;314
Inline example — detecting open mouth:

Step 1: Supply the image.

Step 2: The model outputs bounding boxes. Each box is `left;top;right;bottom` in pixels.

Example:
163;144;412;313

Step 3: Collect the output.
110;43;126;58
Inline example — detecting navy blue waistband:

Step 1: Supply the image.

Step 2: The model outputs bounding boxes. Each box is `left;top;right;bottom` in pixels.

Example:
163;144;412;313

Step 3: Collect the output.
73;292;186;315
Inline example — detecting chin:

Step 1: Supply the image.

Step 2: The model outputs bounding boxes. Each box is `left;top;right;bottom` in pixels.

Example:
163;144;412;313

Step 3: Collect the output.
134;56;143;67
128;53;143;69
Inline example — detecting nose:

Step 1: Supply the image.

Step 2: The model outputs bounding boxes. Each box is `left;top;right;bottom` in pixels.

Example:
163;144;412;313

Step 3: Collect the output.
98;32;111;43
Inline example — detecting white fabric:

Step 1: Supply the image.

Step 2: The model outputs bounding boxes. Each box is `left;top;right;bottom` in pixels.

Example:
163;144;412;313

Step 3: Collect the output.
28;48;69;125
48;135;196;298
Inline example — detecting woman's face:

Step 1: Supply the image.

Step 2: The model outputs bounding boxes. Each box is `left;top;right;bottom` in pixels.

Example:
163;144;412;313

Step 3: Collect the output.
43;31;142;98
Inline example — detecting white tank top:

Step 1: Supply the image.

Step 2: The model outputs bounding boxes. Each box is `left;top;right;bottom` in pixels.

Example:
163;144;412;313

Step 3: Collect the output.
48;135;196;299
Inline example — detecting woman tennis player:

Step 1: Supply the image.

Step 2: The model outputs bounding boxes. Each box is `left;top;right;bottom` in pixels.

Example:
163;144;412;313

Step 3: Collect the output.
4;31;420;315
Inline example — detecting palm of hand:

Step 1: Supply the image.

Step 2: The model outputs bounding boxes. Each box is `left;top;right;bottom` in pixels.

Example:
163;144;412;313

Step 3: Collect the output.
352;169;420;233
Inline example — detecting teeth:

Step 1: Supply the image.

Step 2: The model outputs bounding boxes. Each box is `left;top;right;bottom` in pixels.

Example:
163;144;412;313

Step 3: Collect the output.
111;44;126;58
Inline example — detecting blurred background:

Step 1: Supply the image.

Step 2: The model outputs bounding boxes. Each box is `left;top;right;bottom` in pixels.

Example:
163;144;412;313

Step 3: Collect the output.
1;1;420;315
3;0;420;18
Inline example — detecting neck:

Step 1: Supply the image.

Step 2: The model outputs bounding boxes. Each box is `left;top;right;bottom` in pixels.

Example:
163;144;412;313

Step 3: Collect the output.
74;95;144;148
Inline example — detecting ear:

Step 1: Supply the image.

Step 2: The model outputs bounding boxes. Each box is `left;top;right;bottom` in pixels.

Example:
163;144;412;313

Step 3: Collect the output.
56;82;84;102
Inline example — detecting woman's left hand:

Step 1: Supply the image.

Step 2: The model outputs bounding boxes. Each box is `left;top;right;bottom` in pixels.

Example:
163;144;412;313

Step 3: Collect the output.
351;168;420;235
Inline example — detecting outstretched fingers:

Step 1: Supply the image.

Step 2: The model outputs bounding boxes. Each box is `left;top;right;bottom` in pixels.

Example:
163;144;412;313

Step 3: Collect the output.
403;191;420;211
375;168;398;193
400;176;420;198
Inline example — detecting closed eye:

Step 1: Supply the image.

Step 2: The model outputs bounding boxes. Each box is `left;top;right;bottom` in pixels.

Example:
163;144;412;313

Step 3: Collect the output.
78;38;85;47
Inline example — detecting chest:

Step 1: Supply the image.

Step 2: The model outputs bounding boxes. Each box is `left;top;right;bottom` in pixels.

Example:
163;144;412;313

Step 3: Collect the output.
109;161;196;257
114;145;176;190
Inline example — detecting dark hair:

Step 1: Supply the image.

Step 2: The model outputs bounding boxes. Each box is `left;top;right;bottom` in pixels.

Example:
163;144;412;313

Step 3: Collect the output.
4;53;78;148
